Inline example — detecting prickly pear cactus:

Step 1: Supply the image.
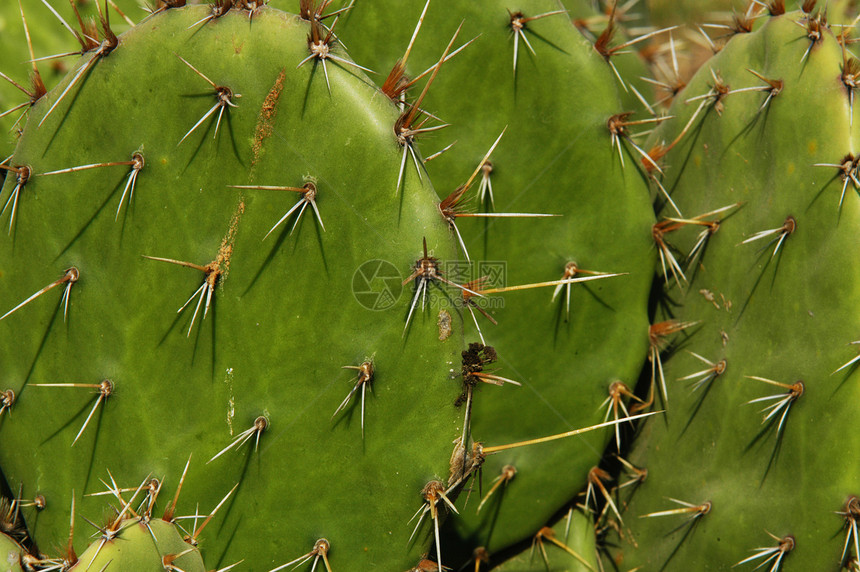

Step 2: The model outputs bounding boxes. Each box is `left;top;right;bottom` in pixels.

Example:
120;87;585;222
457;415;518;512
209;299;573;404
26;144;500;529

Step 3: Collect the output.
0;3;469;570
20;1;860;570
618;3;860;569
338;0;657;563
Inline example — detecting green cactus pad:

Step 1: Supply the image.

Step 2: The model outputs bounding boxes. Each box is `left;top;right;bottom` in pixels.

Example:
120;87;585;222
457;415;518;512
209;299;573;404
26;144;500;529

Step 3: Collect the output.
620;8;860;570
70;518;205;572
0;4;467;570
339;0;656;560
0;532;24;572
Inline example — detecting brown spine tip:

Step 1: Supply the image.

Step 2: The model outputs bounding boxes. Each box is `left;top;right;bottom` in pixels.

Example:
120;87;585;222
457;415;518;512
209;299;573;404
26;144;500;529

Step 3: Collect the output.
357;361;374;383
299;0;313;20
422;480;445;501
313;538;330;554
844;59;860;88
806;15;825;43
790;380;804;398
607;112;634;137
768;0;786;15
411;559;443;572
14;165;31;185
608;380;631;399
643;144;669;173
481;159;493;177
1;389;15;409
588;465;612;484
846;496;860;520
65;267;81;284
535;525;555;540
784;215;797;235
253;415;269;432
99;379;114;397
732;13;754;34
299;0;336;22
382;60;407;100
508;11;526;31
594;24;614;59
473;547;490;565
30;72;47;102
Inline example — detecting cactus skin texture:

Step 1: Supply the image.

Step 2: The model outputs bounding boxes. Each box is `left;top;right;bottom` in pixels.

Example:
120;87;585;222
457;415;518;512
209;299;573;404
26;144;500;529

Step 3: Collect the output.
0;4;469;570
617;6;860;570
